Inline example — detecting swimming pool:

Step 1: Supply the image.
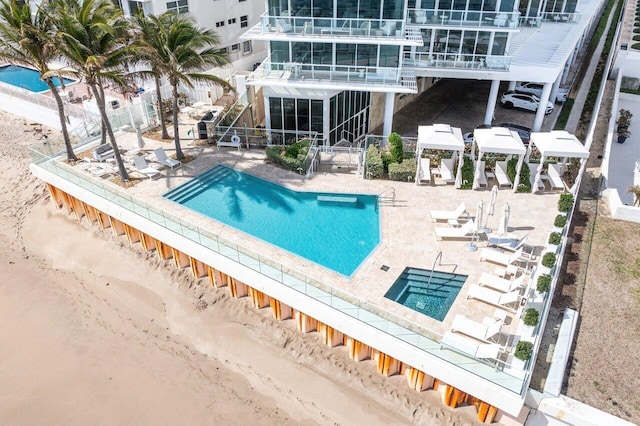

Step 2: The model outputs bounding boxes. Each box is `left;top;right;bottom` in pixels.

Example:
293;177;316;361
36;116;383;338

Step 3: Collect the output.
0;65;75;93
384;268;467;321
164;165;380;277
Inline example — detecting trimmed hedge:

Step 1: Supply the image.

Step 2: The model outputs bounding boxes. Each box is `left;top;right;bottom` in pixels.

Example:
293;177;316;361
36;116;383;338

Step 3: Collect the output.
507;158;531;193
554;214;567;228
460;157;474;189
558;193;575;212
388;132;404;164
548;232;562;245
366;145;384;179
388;160;417;181
523;308;540;326
542;252;557;269
537;274;551;293
265;140;310;172
515;341;533;361
632;43;640;50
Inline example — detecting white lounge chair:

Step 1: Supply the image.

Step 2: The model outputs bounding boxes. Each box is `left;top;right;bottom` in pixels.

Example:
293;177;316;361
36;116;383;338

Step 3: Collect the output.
439;158;456;184
154;147;181;170
486;233;528;252
495;160;512;188
450;314;503;342
133;157;162;180
430;202;467;222
416;157;431;184
478;272;527;293
479;247;525;267
441;331;502;359
547;163;566;190
466;285;522;312
434;219;478;240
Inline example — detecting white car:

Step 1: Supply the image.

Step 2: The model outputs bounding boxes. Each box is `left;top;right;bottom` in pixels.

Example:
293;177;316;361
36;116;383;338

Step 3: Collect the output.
500;91;554;115
515;82;569;103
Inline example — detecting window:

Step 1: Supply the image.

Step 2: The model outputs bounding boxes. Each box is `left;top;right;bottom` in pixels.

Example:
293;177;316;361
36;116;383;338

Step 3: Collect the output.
242;41;252;54
231;43;240;52
216;21;225;27
228;18;236;24
166;0;188;14
240;15;248;27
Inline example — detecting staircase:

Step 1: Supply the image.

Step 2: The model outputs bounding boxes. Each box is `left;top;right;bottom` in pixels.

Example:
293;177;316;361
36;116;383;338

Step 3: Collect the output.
164;165;233;204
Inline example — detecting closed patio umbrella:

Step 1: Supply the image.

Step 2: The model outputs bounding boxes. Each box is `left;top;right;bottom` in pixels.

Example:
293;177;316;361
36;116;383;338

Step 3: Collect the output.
497;203;510;236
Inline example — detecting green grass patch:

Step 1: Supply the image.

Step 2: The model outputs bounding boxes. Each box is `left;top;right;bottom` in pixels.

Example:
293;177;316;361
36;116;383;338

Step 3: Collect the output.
554;98;574;130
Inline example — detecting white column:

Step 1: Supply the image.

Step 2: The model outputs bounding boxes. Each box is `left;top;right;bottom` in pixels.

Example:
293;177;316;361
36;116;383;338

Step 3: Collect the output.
383;92;395;137
264;95;272;142
550;73;562;104
533;155;545;193
508;81;516;91
472;150;483;189
512;154;524;193
323;97;331;148
484;79;500;126
532;82;553;132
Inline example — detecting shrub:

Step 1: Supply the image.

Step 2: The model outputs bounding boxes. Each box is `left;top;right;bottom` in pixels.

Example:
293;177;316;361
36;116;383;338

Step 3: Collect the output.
506;158;531;193
542;252;557;269
460;157;474;189
537;274;551;293
558;193;574;212
515;341;533;361
388;132;404;164
265;139;310;172
366;145;384;179
523;308;540;326
548;232;562;245
554;214;567;228
388;160;417;181
381;150;393;174
633;42;640;50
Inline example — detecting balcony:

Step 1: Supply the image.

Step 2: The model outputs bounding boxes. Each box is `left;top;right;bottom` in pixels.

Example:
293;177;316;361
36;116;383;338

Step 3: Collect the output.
540;12;581;24
246;58;416;93
407;8;521;30
404;51;511;72
242;13;419;46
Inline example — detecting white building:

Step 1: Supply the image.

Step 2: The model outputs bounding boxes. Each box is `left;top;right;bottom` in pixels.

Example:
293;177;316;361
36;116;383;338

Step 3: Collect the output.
241;0;603;144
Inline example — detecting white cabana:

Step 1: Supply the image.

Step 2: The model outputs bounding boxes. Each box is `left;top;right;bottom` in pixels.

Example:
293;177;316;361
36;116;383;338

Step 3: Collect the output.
471;127;527;192
529;131;590;194
416;123;465;188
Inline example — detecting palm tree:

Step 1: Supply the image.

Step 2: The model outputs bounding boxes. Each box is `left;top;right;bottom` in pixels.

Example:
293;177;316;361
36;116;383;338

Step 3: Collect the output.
130;10;173;140
159;14;230;160
0;0;77;161
54;0;133;181
627;185;640;206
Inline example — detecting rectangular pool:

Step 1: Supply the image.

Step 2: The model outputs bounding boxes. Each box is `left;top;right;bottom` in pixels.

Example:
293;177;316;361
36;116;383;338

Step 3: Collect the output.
163;165;380;277
0;65;75;92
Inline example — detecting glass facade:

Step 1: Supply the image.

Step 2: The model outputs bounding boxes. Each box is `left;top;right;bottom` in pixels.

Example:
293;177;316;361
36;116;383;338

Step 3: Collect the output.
268;0;404;19
269;41;401;67
328;91;370;144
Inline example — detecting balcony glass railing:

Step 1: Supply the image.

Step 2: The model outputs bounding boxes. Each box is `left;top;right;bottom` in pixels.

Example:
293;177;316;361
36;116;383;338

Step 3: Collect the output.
31;151;530;397
540;11;581;23
249;58;406;88
407;8;520;29
262;13;406;39
404;51;511;71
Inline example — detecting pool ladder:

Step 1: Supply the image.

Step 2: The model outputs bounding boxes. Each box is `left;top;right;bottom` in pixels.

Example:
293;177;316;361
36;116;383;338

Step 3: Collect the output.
378;187;396;206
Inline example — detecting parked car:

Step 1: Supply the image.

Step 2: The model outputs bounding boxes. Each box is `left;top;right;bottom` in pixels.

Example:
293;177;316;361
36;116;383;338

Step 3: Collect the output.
515;82;569;103
463;123;531;145
500;91;554;115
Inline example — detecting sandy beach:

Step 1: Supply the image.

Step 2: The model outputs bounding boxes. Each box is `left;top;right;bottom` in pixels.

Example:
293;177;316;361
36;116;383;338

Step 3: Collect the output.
0;111;480;425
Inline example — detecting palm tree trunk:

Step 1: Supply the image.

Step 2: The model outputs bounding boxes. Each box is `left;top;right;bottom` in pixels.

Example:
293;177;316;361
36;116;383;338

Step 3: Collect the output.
98;83;107;145
45;79;77;161
171;83;184;160
91;84;129;182
155;75;169;139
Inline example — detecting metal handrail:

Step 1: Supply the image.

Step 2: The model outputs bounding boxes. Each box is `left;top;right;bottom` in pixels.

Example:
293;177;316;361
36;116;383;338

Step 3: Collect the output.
378;186;396;206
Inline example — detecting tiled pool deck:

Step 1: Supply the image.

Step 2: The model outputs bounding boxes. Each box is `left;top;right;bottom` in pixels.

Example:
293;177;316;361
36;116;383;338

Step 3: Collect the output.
36;132;562;400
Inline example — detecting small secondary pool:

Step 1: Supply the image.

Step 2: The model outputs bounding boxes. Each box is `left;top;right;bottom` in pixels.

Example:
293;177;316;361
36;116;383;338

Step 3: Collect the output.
0;65;74;92
384;268;467;321
163;165;380;277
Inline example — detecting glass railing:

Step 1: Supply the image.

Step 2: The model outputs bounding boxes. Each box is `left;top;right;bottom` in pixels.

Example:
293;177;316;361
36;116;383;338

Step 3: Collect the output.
519;16;543;28
248;57;405;88
31;151;532;396
407;8;520;29
261;13;406;39
404;52;511;71
540;12;581;23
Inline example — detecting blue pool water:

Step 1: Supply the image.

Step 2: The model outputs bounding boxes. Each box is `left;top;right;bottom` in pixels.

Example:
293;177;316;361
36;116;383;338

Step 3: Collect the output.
0;65;75;92
384;268;467;321
163;165;380;276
